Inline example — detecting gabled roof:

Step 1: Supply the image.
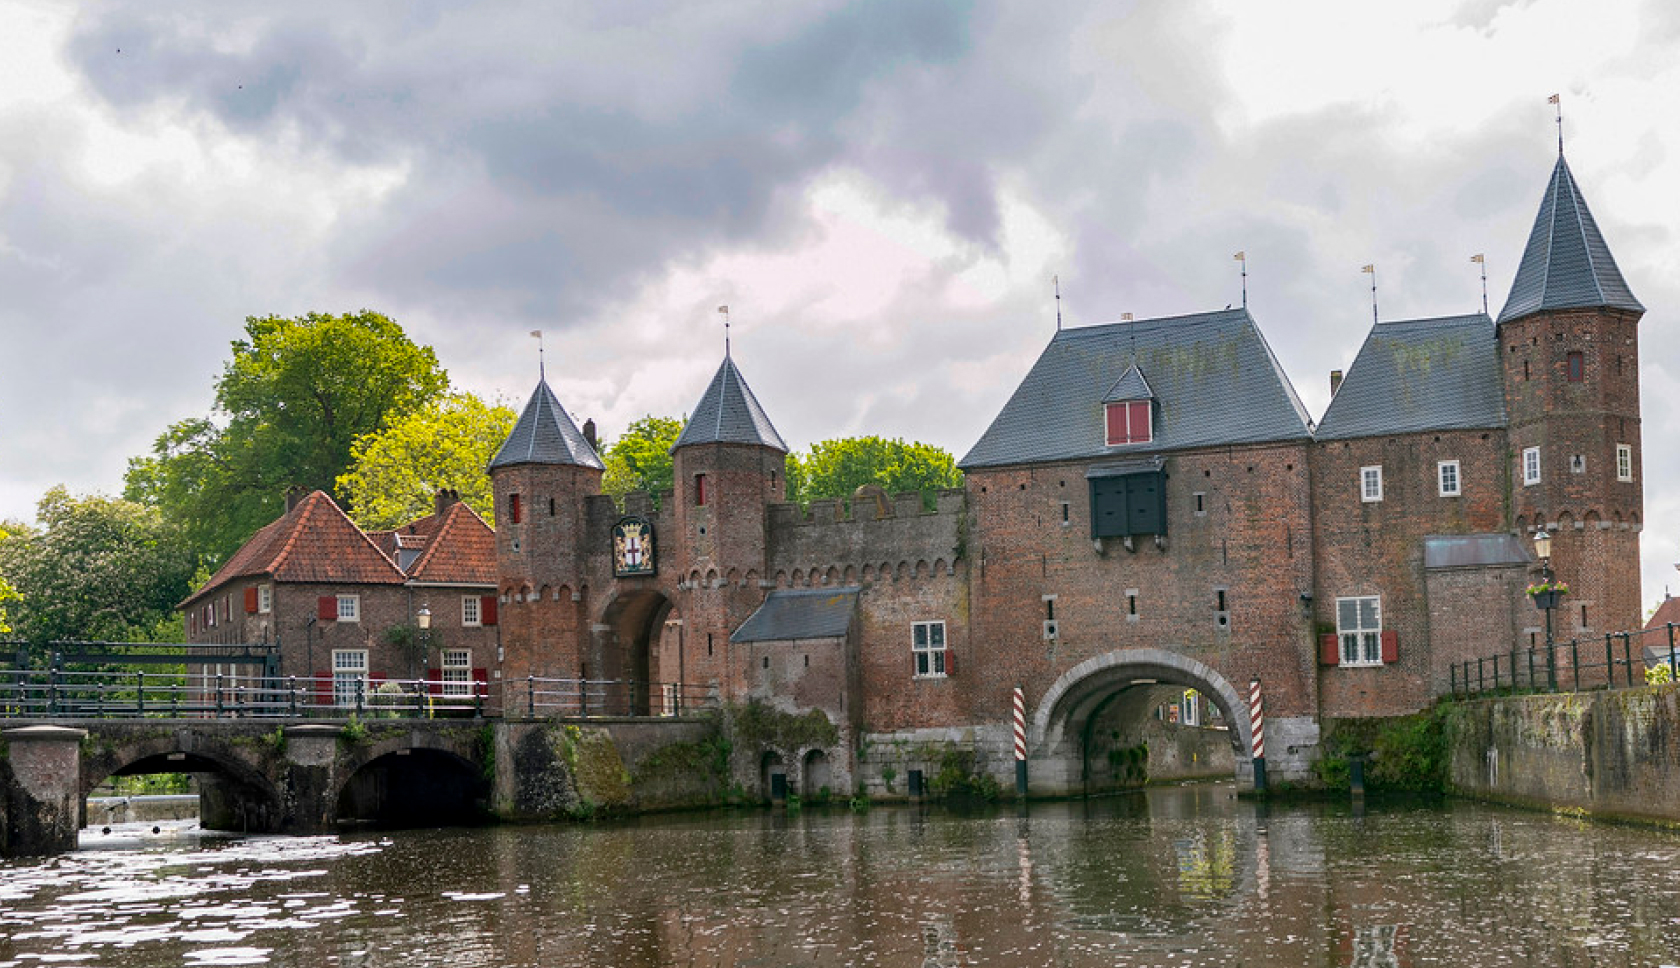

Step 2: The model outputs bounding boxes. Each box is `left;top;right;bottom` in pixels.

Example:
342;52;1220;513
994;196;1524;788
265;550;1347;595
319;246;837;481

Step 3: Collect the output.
960;308;1312;469
1498;155;1643;324
1314;314;1505;440
405;501;497;585
1102;363;1155;403
182;491;406;606
489;379;605;471
673;355;788;452
731;587;859;643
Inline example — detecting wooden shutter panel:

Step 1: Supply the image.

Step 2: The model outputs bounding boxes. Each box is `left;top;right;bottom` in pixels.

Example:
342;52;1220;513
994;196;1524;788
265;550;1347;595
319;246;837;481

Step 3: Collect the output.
944;651;957;676
244;587;259;613
314;671;332;705
481;596;498;626
426;668;443;696
318;596;337;621
1130;400;1151;443
1381;629;1399;664
472;668;489;700
1319;633;1340;666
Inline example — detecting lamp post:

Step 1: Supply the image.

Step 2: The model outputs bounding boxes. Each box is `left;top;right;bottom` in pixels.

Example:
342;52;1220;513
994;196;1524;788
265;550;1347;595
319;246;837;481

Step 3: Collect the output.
416;603;432;681
1534;530;1556;690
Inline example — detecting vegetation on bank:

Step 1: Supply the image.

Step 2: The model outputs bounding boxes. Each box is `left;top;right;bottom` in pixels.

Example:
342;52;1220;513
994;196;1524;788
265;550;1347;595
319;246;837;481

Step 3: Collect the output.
1312;705;1451;794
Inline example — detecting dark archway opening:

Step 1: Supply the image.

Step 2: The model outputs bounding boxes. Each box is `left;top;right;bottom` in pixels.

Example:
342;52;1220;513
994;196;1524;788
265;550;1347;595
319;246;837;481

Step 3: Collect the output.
596;590;680;715
336;749;489;828
89;752;285;833
802;749;831;799
761;751;786;802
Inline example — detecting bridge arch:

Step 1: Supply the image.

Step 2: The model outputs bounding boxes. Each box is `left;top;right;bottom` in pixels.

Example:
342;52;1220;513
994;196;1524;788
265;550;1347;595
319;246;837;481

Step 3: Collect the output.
336;739;488;828
1029;648;1251;793
81;733;286;834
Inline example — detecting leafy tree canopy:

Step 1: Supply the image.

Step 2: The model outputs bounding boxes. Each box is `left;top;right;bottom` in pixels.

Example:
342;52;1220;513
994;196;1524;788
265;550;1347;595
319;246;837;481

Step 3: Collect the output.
0;525;18;636
0;487;195;643
337;392;517;530
785;436;963;510
125;311;449;565
602;415;684;507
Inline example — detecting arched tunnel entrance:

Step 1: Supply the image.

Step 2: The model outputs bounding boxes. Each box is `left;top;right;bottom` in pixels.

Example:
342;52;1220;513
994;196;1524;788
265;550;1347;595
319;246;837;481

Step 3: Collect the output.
595;590;681;716
87;751;285;834
1029;649;1252;796
336;749;490;828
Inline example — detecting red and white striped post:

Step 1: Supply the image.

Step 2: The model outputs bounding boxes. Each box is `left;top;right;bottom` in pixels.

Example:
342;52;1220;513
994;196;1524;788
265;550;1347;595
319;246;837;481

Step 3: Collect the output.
1013;685;1028;796
1249;678;1268;793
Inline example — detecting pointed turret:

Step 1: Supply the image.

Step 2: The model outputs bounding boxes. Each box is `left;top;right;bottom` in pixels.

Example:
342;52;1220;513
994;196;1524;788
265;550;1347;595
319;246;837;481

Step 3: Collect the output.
673;356;789;452
1498;156;1643;324
490;379;604;470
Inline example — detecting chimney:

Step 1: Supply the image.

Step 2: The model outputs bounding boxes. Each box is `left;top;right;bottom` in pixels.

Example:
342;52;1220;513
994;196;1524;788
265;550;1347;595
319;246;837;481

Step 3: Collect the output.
582;418;598;451
435;488;459;517
1329;370;1344;397
284;485;305;513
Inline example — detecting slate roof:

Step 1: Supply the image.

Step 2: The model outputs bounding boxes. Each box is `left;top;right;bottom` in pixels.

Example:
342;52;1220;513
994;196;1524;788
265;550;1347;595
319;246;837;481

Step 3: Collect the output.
1102;363;1155;403
489;379;604;471
673;355;788;452
1422;534;1531;570
405;502;497;585
1314;314;1505;440
730;587;859;643
182;491;406;606
1498;155;1643;324
959;309;1312;469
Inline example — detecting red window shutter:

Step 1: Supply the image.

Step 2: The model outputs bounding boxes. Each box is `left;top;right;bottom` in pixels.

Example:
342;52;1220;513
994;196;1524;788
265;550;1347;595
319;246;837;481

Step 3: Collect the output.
944;651;956;676
696;474;708;506
1105;404;1123;445
1129;401;1151;443
481;595;498;626
315;671;332;705
426;668;443;696
244;587;259;613
1381;629;1399;664
510;493;522;524
318;596;337;621
1319;633;1340;666
473;668;489;699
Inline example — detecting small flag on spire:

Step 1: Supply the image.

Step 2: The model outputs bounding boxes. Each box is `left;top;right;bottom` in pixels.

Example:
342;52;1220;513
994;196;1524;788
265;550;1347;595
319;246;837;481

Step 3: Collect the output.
1361;264;1375;273
1548;93;1560;105
1469;254;1484;264
717;305;729;314
1121;313;1134;321
1233;251;1245;261
529;330;542;338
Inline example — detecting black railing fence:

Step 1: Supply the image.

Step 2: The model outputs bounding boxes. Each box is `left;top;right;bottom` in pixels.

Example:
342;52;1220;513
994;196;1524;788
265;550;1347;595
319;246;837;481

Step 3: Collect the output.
0;668;718;721
1450;623;1679;699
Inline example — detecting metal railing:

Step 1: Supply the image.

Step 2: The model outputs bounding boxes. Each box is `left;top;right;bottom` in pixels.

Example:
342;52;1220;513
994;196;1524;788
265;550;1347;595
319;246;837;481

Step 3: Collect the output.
1449;623;1678;700
0;669;719;721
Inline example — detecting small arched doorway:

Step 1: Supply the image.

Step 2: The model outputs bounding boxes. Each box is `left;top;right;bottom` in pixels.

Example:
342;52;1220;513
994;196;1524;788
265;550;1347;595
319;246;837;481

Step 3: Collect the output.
761;751;787;802
802;749;831;799
595;590;681;715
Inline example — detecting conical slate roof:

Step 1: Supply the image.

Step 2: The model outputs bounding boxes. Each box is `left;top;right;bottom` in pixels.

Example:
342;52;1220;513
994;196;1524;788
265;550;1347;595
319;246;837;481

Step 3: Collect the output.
489;379;604;470
673;355;788;452
1497;155;1643;324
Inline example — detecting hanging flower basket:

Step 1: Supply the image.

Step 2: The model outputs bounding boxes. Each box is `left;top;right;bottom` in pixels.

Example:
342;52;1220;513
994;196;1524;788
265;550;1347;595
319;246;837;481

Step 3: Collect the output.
1527;579;1569;610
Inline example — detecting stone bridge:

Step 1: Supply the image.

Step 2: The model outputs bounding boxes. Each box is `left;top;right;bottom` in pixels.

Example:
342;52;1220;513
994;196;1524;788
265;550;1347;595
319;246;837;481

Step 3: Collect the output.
0;716;719;856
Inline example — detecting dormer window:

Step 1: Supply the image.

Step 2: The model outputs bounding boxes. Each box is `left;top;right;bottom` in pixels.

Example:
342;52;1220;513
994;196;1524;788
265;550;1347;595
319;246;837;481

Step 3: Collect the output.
1105;400;1152;446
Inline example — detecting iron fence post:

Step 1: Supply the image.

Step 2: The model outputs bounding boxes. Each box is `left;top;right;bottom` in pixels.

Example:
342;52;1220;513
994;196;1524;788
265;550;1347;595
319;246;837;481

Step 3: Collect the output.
1606;634;1615;690
289;676;298;717
1623;633;1635;687
579;678;588;718
527;676;535;719
356;677;365;717
1669;622;1677;680
1571;640;1580;691
1527;648;1535;691
137;671;145;716
1450;664;1457;698
1478;656;1484;694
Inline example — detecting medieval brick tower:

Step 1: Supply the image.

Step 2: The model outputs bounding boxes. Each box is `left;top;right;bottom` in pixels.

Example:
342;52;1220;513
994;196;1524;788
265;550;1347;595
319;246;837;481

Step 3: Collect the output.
1498;154;1646;638
488;377;606;683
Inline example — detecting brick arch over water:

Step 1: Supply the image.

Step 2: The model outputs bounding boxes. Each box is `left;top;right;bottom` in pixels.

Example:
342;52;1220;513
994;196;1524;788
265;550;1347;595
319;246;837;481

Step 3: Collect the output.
1028;648;1253;786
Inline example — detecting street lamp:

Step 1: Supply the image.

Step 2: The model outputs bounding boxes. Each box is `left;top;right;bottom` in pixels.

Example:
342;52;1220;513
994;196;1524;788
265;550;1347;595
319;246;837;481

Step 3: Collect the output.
1533;530;1556;689
416;603;432;682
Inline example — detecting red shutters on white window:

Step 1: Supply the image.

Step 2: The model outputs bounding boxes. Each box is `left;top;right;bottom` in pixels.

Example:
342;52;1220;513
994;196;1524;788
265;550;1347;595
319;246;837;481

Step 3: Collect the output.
1105;400;1152;446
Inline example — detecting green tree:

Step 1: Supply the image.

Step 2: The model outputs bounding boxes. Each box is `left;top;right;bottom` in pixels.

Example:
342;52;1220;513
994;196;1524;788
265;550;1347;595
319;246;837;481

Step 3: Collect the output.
337;392;517;529
0;525;18;636
602;415;684;506
0;487;196;643
785;437;963;510
125;311;449;564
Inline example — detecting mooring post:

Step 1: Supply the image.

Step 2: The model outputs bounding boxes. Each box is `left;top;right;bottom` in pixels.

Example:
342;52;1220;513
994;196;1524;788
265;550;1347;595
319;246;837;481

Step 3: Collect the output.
1012;685;1028;798
1249;678;1267;794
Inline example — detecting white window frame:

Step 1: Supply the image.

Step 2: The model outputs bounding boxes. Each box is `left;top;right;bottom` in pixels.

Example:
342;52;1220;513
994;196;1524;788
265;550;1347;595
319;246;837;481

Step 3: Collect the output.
912;620;947;679
442;648;472;698
336;594;360;623
1522;446;1541;486
258;584;272;614
1437;460;1461;498
1616;443;1633;482
1360;466;1383;503
332;649;369;707
1336;596;1383;667
462;595;482;628
1179;690;1200;727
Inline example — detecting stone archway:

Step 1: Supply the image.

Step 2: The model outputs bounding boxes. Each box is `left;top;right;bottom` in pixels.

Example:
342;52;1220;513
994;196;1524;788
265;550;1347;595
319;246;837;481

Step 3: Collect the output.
83;742;285;834
336;748;488;827
1028;648;1252;795
595;590;680;716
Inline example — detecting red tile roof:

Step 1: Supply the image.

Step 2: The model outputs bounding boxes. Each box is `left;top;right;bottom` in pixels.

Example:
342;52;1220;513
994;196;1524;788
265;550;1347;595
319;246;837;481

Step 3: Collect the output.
182;491;406;606
406;501;496;585
1647;596;1680;632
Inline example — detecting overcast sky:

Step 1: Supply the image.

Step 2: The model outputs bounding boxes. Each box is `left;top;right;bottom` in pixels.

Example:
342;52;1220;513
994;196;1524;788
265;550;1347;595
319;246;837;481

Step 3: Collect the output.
2;1;1677;608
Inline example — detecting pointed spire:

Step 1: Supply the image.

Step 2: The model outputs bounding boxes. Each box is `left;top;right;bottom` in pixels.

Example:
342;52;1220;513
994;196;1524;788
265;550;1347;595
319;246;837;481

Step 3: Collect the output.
1498;156;1643;324
673;356;788;452
489;379;605;470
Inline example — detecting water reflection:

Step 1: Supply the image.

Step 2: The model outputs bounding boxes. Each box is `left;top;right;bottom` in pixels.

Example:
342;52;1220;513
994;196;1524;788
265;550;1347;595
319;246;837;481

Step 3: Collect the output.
3;786;1680;966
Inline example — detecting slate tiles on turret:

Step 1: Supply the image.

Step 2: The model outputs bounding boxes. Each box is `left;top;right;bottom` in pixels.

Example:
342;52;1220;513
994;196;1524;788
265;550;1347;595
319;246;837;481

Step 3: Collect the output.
1498;155;1643;324
673;355;788;452
1314;314;1505;440
490;379;604;470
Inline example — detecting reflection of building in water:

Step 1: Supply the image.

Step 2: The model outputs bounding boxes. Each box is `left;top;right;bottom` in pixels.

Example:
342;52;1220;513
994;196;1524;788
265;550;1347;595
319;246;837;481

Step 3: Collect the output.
1173;828;1238;900
921;918;966;968
1348;924;1404;968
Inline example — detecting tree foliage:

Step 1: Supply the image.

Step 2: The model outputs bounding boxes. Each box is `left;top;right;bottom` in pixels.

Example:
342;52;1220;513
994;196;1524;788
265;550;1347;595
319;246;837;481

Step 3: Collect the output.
0;488;196;643
0;525;18;636
602;415;683;506
784;436;963;509
125;311;449;564
337;392;516;530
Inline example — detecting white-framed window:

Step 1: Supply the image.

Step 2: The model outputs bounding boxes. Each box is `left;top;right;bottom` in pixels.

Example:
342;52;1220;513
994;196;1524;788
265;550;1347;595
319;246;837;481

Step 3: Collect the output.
1617;443;1633;482
1438;460;1461;497
258;584;272;614
1179;689;1201;727
1522;447;1541;486
462;595;481;627
332;649;368;707
912;621;947;678
1360;466;1383;503
336;594;361;623
442;649;472;697
1337;596;1382;667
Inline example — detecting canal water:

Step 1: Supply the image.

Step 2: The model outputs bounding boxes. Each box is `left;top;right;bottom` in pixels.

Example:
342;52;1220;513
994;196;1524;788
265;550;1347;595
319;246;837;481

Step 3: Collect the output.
4;783;1680;967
